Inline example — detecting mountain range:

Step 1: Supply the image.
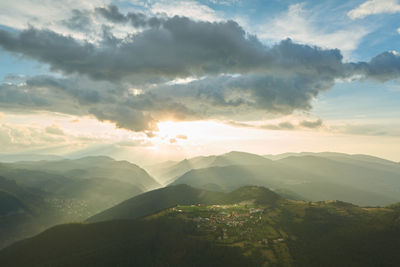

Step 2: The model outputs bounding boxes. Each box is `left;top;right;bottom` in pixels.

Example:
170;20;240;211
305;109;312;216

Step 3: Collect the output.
1;184;399;267
146;151;400;206
0;156;159;248
1;150;400;264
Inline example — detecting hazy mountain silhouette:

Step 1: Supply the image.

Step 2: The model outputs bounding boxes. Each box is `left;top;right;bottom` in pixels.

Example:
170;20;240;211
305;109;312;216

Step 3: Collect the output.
169;152;400;206
146;151;272;185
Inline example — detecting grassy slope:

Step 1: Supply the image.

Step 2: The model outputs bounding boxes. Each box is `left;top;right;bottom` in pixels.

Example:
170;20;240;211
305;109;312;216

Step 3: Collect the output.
87;184;225;222
88;185;281;223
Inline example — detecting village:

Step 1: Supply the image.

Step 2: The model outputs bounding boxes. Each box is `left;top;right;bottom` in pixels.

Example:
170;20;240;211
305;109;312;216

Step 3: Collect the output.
44;197;92;220
171;204;286;246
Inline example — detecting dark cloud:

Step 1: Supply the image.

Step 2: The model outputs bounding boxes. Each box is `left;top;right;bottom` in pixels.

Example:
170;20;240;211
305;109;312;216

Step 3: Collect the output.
95;4;163;28
150;73;333;119
95;5;128;23
299;119;323;128
62;9;93;32
26;75;103;104
0;20;344;83
350;51;400;82
89;106;158;132
0;11;397;84
0;10;400;133
261;122;295;130
0;76;160;132
0;83;51;108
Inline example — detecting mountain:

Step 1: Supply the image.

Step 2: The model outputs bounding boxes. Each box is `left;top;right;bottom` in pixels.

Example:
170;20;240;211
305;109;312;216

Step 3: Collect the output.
0;159;158;216
87;184;280;223
264;152;398;169
0;156;160;248
1;185;400;267
0;176;58;249
0;176;46;208
87;184;224;222
4;156;160;190
278;155;400;201
0;156;161;212
145;151;271;185
171;152;400;206
0;191;29;216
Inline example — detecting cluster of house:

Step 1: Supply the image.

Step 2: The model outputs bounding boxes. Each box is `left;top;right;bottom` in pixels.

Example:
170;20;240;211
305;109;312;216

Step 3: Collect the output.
185;205;268;234
173;204;266;229
45;197;90;218
171;204;288;246
257;238;285;245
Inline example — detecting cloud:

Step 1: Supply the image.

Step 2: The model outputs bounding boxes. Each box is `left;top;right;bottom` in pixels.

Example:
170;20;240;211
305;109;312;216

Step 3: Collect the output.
258;3;369;58
95;4;163;28
0;0;108;38
0;23;347;83
1;9;400;133
62;9;94;32
45;125;65;136
151;72;336;120
150;0;220;22
299;119;323;129
176;134;187;139
348;0;400;19
96;4;128;23
0;75;162;132
0;123;66;150
331;123;400;137
261;121;295;130
350;51;400;82
207;0;241;6
227;118;323;131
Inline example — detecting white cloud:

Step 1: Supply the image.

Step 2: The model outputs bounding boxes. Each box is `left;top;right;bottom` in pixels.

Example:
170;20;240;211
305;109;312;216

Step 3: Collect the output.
0;0;222;41
0;123;66;150
206;0;240;6
0;0;108;30
397;27;400;34
348;0;400;19
258;3;369;60
0;112;153;154
150;0;220;21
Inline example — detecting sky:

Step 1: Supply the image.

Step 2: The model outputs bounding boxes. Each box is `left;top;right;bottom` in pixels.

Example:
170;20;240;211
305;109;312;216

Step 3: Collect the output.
0;0;399;164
